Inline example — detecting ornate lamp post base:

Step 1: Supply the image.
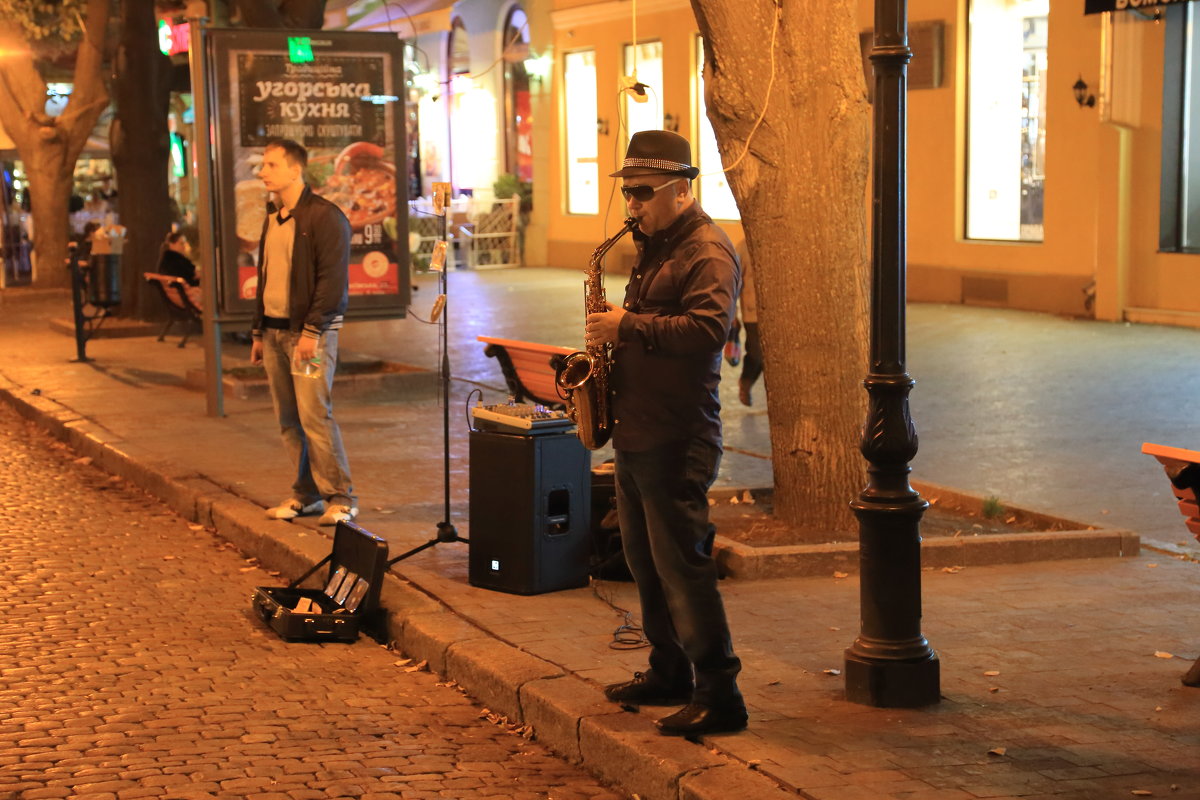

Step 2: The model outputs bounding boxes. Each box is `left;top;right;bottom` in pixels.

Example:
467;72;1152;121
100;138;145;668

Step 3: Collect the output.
845;491;941;708
845;650;940;707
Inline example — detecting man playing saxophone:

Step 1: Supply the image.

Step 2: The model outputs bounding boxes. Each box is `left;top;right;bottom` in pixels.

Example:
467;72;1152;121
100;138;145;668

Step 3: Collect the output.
584;130;745;737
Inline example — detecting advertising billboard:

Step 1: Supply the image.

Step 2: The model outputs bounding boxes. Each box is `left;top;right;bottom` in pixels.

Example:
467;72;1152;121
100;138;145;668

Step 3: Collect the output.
207;29;409;319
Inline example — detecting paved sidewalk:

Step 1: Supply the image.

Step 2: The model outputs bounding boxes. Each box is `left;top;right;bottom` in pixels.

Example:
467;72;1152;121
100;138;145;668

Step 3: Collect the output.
1;271;1198;799
0;401;626;800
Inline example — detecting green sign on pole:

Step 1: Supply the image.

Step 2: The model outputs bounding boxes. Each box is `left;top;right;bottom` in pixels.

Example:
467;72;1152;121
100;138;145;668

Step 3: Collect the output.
288;36;314;63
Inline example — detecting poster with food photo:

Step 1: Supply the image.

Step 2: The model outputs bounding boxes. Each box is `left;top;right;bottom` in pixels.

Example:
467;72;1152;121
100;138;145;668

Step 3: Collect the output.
209;30;409;318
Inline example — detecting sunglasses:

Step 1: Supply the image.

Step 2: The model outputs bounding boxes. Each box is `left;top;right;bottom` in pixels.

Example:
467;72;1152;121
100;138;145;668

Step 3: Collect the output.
620;178;683;202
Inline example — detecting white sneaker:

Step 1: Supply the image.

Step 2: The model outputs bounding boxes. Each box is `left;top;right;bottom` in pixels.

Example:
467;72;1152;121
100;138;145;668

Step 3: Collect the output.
266;498;325;520
319;504;358;526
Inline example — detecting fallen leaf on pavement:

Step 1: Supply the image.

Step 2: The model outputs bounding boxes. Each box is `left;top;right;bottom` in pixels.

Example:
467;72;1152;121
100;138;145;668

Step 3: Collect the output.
1154;651;1175;659
74;456;92;465
984;670;1001;676
823;668;841;676
730;496;740;505
942;566;963;574
742;490;755;505
989;687;1000;693
833;572;849;579
829;626;840;631
988;747;1007;756
239;566;256;572
1131;791;1153;796
766;679;782;686
1147;563;1158;568
1155;706;1163;712
188;524;204;531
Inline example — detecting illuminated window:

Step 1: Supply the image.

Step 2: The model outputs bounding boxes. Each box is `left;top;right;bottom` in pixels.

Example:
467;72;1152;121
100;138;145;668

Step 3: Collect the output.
564;49;599;215
966;0;1047;242
623;41;663;139
695;36;739;221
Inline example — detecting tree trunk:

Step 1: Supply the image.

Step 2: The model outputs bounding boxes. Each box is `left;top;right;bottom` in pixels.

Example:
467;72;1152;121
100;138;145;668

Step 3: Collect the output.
112;0;173;319
0;0;112;290
692;0;870;539
24;151;73;287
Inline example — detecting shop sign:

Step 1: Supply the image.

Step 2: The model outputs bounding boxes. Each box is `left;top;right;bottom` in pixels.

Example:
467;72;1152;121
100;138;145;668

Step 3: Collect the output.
1084;0;1187;14
206;29;409;319
158;20;190;56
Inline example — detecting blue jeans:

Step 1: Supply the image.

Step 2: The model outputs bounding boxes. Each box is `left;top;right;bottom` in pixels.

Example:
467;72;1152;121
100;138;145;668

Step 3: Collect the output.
615;439;742;705
261;328;355;507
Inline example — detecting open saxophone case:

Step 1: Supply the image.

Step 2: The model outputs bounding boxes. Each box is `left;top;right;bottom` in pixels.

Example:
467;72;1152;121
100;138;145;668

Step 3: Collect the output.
251;520;389;643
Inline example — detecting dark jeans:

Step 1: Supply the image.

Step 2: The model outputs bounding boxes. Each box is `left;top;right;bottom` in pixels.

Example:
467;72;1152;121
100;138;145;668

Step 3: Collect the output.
615;439;742;706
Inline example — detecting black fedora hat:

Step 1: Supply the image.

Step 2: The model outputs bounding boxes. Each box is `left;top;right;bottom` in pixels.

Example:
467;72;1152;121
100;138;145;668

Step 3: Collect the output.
610;130;700;180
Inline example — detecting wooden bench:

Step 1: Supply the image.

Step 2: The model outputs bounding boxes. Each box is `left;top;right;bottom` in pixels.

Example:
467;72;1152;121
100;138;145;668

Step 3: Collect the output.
144;272;202;348
477;335;577;408
1141;441;1200;687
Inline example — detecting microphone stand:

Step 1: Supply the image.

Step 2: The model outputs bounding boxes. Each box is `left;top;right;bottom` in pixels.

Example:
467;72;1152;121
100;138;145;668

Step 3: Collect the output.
389;189;467;566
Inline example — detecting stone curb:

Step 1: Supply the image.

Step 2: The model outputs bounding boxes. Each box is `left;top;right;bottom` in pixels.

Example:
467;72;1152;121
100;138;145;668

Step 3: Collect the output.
716;527;1140;579
0;377;789;800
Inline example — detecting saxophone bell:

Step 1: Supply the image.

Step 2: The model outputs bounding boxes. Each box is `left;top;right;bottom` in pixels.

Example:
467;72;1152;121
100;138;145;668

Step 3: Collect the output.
556;351;595;391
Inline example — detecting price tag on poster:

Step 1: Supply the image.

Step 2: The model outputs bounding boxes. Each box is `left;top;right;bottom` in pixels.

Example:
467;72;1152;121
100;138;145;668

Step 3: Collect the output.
206;29;410;320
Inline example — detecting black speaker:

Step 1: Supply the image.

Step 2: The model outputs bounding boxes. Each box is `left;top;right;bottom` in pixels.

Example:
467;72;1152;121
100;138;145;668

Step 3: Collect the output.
468;429;591;594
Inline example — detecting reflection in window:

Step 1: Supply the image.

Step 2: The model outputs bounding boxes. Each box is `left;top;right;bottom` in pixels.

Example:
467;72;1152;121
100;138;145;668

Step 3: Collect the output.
564;50;599;215
966;0;1047;242
695;36;739;220
623;41;663;139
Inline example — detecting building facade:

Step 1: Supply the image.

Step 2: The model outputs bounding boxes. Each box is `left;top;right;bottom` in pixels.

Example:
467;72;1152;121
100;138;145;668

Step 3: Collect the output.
536;0;1200;327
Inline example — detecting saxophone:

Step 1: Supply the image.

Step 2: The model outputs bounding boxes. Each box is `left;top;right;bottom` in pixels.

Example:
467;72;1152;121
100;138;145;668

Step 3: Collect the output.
556;217;638;450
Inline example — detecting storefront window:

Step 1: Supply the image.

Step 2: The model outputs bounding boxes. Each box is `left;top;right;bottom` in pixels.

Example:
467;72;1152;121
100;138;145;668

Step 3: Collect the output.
564;50;599;215
623;41;663;139
448;18;499;191
503;7;533;183
695;36;739;221
1161;4;1200;251
966;0;1047;242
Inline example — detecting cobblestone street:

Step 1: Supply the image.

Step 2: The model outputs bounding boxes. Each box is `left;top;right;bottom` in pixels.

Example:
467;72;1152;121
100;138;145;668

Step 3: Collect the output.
0;402;626;800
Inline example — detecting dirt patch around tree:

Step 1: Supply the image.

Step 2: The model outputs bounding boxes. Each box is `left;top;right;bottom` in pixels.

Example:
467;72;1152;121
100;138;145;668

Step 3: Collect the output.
710;485;1080;548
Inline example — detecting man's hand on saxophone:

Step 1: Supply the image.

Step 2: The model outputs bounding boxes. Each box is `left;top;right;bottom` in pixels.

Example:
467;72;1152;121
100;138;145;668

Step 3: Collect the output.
585;301;625;347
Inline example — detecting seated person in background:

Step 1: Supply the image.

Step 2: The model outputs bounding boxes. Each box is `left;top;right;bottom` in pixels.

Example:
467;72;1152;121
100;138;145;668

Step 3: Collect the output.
158;231;199;286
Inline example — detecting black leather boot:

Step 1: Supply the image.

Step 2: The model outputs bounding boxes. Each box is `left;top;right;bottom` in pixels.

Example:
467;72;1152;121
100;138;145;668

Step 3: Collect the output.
655;701;748;736
603;671;693;706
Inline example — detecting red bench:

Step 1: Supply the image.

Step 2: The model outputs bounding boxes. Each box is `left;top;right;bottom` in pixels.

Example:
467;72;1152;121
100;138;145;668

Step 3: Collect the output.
144;272;202;348
1141;441;1200;687
477;336;577;407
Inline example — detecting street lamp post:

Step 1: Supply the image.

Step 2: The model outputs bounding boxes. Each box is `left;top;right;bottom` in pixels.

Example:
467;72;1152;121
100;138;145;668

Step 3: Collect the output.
843;0;941;708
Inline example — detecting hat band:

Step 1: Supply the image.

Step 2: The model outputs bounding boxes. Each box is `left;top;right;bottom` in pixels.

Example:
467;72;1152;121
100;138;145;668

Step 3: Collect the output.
622;157;691;173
